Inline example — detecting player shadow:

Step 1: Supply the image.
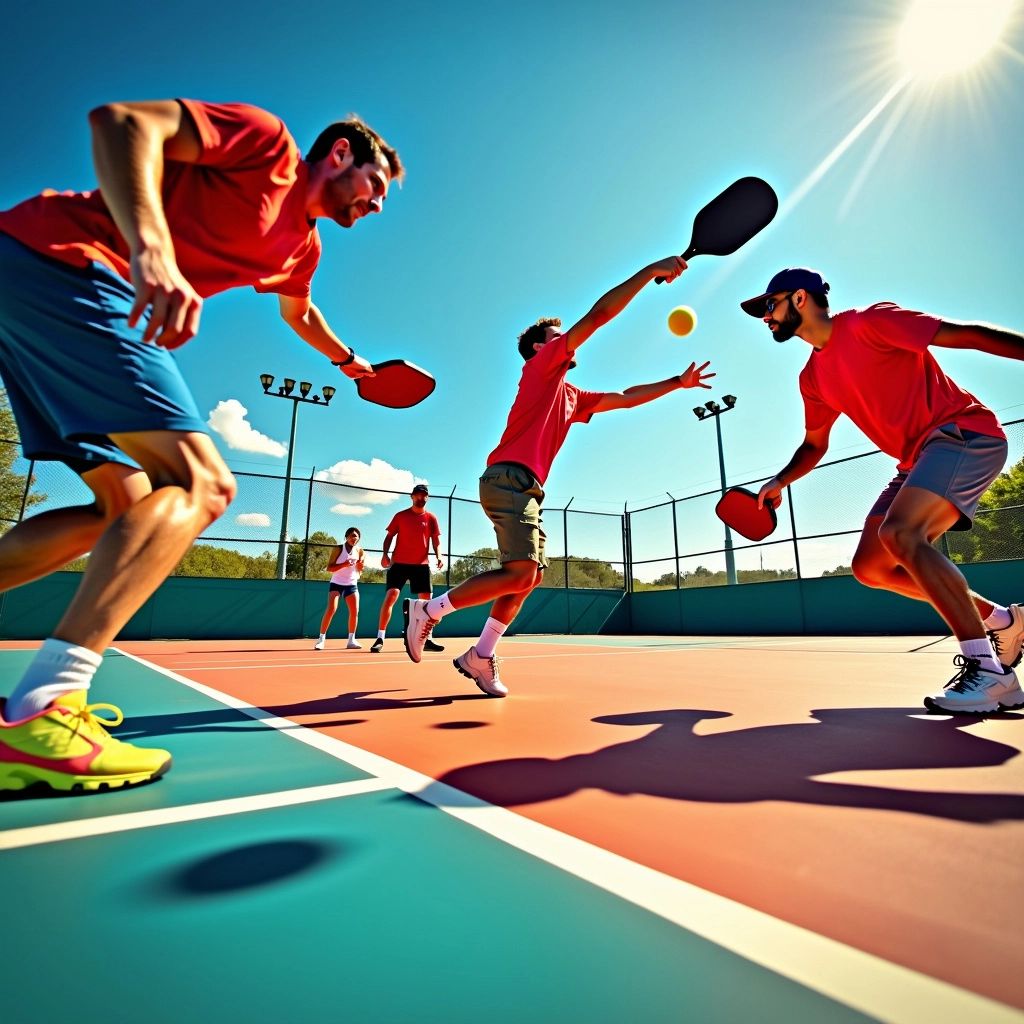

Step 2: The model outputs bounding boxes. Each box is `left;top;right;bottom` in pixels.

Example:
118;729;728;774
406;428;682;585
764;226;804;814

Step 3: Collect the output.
116;689;489;740
431;706;1024;823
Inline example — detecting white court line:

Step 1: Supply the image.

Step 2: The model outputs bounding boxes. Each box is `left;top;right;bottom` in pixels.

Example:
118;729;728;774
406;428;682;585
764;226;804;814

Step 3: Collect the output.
81;646;1021;1024
0;777;393;851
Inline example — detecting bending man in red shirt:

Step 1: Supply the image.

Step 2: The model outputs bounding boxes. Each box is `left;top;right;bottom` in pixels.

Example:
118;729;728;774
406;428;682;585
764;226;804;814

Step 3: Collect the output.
742;268;1024;714
0;100;403;792
403;255;714;696
372;483;445;654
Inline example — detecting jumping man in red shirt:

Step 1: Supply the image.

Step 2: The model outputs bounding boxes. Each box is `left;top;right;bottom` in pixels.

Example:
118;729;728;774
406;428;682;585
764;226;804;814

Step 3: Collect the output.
403;255;714;696
0;100;403;792
742;268;1024;714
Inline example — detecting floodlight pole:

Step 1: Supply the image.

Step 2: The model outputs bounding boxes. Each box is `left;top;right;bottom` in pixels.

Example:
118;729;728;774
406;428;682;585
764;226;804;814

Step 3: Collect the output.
259;374;336;579
694;396;738;586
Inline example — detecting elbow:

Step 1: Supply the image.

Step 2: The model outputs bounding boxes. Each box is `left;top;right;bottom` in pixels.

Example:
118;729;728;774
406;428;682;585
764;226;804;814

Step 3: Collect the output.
88;103;131;130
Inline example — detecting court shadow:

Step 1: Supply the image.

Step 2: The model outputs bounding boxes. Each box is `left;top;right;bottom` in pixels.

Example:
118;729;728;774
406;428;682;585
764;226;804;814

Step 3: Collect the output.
117;690;489;739
433;706;1024;823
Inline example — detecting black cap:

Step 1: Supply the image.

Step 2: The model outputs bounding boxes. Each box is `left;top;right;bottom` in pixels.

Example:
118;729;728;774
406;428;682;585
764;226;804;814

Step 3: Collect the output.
741;268;830;317
412;484;429;495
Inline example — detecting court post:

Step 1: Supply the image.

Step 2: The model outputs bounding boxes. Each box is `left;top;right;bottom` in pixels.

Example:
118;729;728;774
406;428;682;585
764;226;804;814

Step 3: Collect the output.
446;485;456;589
667;492;680;588
693;396;738;585
302;466;316;581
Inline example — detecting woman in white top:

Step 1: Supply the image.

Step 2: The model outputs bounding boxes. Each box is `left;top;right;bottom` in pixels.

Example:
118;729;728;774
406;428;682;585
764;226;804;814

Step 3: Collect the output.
314;527;365;650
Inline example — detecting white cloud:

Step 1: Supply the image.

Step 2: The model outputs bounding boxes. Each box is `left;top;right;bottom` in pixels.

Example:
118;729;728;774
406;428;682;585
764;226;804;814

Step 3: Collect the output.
316;458;426;506
235;512;271;527
207;399;287;457
329;502;373;517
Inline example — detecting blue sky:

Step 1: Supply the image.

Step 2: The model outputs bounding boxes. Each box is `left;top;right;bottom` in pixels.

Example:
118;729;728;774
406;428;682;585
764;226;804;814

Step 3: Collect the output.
2;0;1022;528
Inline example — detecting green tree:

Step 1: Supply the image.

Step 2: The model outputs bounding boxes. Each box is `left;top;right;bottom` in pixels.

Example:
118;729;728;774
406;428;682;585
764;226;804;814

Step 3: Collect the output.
0;389;46;531
960;456;1024;563
287;530;338;580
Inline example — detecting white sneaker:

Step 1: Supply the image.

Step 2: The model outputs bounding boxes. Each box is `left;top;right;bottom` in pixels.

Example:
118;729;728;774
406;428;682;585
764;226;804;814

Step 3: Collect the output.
403;599;439;664
453;646;508;697
924;656;1024;714
314;638;325;651
988;603;1024;668
346;640;362;650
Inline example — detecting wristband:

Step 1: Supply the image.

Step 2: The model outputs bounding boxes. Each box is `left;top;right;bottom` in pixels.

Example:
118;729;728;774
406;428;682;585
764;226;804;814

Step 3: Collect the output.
332;349;356;367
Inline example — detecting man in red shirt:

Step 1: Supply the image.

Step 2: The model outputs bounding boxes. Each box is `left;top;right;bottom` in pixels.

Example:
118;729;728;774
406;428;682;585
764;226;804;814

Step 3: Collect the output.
742;268;1024;713
402;255;715;695
0;99;403;792
371;484;444;654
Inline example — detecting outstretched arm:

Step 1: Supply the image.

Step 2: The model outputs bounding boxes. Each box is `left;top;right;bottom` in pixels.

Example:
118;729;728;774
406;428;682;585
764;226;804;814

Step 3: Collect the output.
931;320;1024;360
89;100;204;348
591;361;715;412
561;256;687;354
278;296;375;379
757;422;833;509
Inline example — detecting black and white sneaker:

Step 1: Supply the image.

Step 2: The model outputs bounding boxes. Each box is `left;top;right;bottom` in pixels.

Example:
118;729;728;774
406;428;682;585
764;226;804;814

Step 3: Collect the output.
424;638;445;653
370;637;384;654
923;655;1024;714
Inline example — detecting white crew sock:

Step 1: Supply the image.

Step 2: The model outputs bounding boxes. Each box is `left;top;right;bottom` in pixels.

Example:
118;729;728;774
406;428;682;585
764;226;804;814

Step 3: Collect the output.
5;639;103;721
319;633;326;641
983;604;1012;630
377;629;386;640
348;632;356;641
476;617;508;659
960;638;1001;675
425;592;458;620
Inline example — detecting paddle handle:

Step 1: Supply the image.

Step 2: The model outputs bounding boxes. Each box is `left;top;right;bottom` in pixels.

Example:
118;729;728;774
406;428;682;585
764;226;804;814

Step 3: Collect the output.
655;244;698;284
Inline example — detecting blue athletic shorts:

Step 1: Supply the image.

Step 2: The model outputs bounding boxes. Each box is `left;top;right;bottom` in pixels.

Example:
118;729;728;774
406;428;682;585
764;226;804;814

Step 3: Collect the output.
0;233;208;473
329;582;358;598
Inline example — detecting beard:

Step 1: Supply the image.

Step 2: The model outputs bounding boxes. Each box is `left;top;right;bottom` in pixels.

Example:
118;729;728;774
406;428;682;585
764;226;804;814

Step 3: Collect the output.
770;303;802;343
323;174;366;228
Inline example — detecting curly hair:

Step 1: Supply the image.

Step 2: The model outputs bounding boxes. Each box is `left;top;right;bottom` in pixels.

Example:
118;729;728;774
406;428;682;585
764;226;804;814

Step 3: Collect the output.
305;115;404;183
517;317;562;361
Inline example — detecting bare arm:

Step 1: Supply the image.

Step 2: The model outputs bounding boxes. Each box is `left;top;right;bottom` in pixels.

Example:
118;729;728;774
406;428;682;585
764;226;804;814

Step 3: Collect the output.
88;100;204;348
591;361;715;412
380;531;397;567
931;320;1024;360
757;423;833;509
432;531;444;569
278;296;376;379
561;256;687;354
325;545;345;571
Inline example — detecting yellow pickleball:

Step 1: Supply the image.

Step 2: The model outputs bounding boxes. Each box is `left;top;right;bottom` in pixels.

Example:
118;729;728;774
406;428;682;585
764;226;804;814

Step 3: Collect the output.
667;305;697;337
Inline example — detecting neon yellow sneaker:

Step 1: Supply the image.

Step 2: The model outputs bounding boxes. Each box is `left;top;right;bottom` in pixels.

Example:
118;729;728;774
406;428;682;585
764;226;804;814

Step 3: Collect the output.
0;690;172;793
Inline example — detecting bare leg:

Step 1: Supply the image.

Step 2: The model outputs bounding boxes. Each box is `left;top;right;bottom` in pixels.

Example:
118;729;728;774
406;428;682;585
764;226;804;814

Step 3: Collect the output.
0;463;151;591
52;431;236;653
874;487;988;640
319;591;341;635
377;588;400;631
443;559;539;612
346;591;359;634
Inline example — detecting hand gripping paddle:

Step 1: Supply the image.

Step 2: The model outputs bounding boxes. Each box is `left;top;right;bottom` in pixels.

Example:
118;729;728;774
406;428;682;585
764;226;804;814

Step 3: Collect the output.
355;359;436;409
656;176;779;283
715;486;779;542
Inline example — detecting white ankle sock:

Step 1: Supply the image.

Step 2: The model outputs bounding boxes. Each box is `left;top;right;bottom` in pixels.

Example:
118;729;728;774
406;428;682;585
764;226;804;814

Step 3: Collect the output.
960;638;1001;674
983;605;1012;630
426;592;457;620
319;633;326;640
377;630;386;640
348;632;355;641
476;617;508;658
6;639;103;721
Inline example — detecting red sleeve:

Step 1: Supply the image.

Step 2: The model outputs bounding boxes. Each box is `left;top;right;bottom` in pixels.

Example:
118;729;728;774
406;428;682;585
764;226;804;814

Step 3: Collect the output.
525;335;574;381
253;232;321;298
799;365;840;433
571;388;604;425
859;303;942;353
178;100;292;171
386;512;401;534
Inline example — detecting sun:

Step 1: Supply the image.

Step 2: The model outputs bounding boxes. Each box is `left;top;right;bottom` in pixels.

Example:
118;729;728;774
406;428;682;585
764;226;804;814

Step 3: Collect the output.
897;0;1016;79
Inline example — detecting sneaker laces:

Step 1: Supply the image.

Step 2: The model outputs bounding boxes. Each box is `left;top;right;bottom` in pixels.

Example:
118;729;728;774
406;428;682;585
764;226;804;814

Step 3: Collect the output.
60;701;125;739
487;655;501;682
987;628;1004;659
945;655;983;693
417;610;439;643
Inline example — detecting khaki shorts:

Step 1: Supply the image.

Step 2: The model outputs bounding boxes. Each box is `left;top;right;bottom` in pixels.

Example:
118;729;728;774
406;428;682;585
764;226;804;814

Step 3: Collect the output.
868;423;1007;531
479;462;548;568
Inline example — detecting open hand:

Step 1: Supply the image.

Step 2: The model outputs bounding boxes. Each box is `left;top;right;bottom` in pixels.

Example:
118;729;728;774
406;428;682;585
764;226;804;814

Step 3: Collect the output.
679;360;714;389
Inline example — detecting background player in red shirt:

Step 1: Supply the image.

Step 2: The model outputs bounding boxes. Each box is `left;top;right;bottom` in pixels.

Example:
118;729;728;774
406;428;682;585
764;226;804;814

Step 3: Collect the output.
403;255;714;696
0;99;402;792
743;268;1024;714
371;484;445;654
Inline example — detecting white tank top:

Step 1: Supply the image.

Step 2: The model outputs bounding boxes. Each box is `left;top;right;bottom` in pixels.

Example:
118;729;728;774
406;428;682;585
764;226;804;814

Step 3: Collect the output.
330;543;362;585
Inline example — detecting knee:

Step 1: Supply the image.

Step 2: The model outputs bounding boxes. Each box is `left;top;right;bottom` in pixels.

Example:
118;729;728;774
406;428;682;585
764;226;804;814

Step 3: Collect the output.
197;468;236;523
506;562;539;593
851;552;884;588
876;518;923;563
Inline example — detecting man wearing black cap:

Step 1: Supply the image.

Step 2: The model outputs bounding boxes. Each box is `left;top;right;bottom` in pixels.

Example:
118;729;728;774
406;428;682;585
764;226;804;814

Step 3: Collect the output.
742;268;1024;714
371;483;445;653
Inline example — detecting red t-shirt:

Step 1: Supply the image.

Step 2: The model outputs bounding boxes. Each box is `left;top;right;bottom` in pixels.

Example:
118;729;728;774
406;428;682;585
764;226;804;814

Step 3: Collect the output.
487;336;603;484
387;508;440;565
0;100;320;299
799;303;1003;470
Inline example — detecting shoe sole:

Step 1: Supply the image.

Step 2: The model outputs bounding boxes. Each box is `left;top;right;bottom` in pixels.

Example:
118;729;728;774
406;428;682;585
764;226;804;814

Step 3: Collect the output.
453;658;506;698
923;690;1024;715
0;756;173;794
402;601;419;663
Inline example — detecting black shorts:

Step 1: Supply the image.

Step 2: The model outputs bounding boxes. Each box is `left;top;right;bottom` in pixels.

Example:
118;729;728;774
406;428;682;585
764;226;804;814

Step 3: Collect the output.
385;563;432;594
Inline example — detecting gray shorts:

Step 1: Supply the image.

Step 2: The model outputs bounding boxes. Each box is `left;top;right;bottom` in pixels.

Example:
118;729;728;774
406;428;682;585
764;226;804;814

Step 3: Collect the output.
478;461;548;568
868;423;1007;531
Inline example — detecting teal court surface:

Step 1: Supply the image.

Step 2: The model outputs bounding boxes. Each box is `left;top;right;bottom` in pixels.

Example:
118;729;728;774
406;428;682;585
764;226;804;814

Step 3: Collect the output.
2;635;1023;1024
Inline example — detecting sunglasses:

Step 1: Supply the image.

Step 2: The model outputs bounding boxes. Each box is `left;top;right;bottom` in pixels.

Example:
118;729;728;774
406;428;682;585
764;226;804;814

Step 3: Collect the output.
764;293;794;315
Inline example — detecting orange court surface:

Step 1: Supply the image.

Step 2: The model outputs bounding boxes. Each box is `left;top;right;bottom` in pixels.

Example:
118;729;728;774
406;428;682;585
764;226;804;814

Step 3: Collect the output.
3;632;1023;1023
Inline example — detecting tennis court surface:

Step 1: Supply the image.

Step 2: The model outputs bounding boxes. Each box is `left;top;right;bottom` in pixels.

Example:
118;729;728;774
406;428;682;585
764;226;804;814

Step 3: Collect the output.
2;634;1022;1024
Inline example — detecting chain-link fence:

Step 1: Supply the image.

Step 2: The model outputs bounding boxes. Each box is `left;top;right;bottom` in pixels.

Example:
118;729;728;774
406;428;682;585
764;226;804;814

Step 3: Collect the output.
2;418;1022;592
